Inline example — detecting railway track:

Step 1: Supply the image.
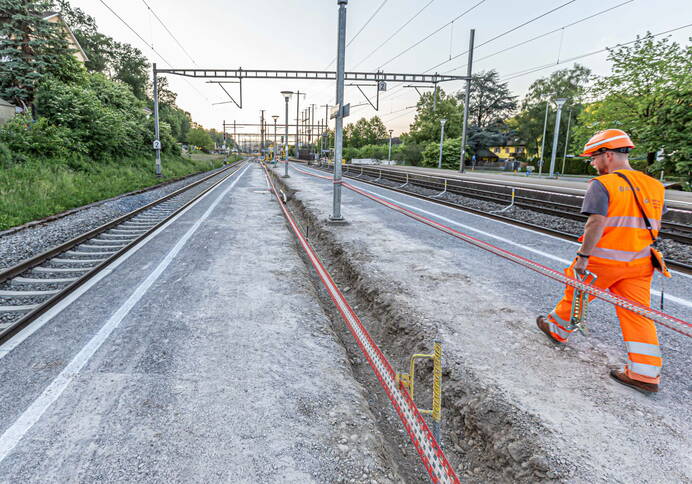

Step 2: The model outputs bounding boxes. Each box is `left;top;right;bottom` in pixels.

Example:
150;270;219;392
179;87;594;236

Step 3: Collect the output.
333;163;692;243
0;160;246;343
303;161;692;274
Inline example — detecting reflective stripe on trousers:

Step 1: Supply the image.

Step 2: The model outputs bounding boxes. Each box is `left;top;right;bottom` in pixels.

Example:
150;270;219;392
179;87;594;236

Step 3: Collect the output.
625;341;662;380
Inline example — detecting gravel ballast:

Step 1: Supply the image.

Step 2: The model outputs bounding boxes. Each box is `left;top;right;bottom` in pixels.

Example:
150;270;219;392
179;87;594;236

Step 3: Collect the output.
0;167;225;270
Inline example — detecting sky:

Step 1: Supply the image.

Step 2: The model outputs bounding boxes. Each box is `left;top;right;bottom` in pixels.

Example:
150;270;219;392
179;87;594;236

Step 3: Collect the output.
69;0;691;138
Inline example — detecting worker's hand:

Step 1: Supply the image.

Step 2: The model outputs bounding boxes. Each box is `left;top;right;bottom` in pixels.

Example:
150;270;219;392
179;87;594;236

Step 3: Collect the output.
574;255;589;275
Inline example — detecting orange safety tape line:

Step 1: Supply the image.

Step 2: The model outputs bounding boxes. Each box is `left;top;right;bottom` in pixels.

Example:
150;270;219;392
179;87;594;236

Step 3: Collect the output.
262;164;460;484
291;163;692;337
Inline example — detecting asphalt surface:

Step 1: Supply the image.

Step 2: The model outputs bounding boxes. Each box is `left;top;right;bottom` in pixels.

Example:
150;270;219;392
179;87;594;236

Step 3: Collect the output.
282;162;691;482
0;163;398;483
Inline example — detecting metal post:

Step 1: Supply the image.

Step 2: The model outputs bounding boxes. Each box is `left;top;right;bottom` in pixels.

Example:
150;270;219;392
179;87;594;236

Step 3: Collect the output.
459;29;474;173
233;120;237;153
331;0;347;221
433;83;438;112
152;63;162;176
388;129;393;161
539;101;549;175
260;109;265;158
561;107;572;176
272;115;279;162
296;91;301;160
438;118;447;169
281;91;292;177
549;98;567;178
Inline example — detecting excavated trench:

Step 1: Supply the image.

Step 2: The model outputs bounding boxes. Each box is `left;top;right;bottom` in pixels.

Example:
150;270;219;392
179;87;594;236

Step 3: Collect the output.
268;169;575;483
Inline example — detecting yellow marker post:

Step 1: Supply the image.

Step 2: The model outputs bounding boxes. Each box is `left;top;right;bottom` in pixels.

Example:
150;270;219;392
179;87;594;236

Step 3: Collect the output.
396;341;443;444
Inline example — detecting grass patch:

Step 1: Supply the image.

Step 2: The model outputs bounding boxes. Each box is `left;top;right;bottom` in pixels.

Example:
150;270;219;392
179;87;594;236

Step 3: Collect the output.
0;154;238;231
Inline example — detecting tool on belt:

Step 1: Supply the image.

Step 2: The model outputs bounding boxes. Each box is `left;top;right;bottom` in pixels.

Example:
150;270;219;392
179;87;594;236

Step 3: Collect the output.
569;270;597;335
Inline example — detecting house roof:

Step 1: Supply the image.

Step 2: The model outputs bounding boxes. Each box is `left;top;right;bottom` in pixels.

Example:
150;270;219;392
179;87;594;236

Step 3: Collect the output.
42;12;89;63
0;98;15;108
476;149;498;158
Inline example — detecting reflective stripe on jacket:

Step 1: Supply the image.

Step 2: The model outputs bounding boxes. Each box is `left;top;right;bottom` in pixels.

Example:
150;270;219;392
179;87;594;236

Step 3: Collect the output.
582;170;665;264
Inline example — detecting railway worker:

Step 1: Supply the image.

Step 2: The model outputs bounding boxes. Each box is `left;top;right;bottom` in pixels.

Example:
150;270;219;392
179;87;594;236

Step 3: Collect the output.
536;129;667;394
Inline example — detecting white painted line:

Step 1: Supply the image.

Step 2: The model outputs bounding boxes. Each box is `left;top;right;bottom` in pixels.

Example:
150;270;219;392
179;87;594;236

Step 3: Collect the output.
295;166;692;309
0;164;248;360
0;164;249;463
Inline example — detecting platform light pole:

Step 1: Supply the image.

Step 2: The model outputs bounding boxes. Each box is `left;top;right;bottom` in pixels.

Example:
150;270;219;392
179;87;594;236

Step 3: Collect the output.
281;91;293;177
549;98;567;178
459;29;474;173
331;0;347;222
388;129;393;161
538;101;549;175
438;118;447;169
272;115;279;161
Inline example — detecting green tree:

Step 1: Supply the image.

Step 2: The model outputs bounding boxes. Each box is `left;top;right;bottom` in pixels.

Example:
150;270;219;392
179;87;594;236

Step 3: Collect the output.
508;64;591;159
421;137;462;169
574;34;690;173
187;127;214;151
0;0;71;111
344;116;389;148
462;70;517;129
407;88;461;144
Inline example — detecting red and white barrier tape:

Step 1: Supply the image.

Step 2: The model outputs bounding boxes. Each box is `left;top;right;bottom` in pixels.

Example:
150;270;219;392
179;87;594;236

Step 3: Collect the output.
262;165;460;483
292;164;692;338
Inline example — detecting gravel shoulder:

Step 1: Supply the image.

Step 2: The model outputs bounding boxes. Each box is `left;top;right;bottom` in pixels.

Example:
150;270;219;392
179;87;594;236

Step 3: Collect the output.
274;164;691;483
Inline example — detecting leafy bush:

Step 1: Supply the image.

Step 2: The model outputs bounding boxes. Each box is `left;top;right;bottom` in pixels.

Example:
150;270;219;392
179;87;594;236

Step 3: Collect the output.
34;73;149;160
421;138;462;169
0;114;82;159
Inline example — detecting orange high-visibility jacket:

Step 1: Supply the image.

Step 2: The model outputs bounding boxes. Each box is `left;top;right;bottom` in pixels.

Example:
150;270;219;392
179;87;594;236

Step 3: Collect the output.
582;169;665;265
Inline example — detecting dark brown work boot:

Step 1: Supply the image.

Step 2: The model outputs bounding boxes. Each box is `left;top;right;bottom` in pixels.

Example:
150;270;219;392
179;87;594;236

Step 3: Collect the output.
536;316;564;345
609;369;659;394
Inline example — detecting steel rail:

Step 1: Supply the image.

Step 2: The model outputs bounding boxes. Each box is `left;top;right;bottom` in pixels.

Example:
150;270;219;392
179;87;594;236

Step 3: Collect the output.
0;161;246;343
305;162;692;275
321;163;692;245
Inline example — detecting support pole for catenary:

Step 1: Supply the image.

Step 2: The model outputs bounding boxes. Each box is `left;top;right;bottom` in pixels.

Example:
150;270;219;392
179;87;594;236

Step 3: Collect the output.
331;0;348;221
152;63;162;177
458;29;474;173
388;129;393;161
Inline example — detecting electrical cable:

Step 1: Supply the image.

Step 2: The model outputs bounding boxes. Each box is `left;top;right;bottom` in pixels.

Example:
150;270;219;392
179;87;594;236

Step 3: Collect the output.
502;22;692;81
377;0;487;70
141;0;198;66
443;0;634;74
99;0;209;101
352;0;630;116
350;0;435;70
424;0;577;73
325;0;389;69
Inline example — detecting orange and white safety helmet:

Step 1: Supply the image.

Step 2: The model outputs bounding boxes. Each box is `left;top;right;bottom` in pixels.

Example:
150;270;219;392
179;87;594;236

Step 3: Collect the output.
579;129;635;157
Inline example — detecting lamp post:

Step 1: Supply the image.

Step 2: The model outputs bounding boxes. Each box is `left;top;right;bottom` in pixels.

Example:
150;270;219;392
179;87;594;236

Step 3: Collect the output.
437;118;447;169
388;129;393;161
272;115;279;162
280;91;293;177
549;98;567;178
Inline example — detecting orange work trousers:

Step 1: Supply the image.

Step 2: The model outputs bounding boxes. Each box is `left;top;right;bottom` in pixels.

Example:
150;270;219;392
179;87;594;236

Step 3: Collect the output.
546;258;662;384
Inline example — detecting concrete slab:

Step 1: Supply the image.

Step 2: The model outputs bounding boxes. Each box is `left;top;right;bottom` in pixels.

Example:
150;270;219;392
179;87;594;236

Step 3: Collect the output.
0;164;398;483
